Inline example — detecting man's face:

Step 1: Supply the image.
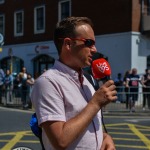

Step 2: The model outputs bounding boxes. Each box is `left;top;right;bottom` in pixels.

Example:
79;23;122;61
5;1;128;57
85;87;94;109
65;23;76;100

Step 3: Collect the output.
69;24;97;70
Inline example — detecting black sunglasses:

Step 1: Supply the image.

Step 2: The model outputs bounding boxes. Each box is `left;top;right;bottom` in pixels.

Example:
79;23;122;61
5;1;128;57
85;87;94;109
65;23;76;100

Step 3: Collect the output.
59;38;95;47
70;38;95;47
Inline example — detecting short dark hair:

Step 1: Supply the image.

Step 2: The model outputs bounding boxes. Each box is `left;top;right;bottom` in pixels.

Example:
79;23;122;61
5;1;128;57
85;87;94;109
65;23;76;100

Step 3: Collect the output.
53;16;93;55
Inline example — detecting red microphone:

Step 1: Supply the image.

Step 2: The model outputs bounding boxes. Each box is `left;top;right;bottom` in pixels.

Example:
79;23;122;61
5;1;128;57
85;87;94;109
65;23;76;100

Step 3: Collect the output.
91;58;111;80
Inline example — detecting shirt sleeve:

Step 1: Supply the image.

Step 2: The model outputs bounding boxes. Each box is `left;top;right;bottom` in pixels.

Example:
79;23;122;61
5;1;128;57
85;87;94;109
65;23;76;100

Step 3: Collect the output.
31;76;66;125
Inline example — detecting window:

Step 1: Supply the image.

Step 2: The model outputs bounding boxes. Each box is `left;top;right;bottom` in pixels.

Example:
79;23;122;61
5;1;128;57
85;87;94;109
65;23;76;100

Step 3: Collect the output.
58;0;71;21
14;10;24;36
0;0;4;4
0;14;4;35
34;5;45;34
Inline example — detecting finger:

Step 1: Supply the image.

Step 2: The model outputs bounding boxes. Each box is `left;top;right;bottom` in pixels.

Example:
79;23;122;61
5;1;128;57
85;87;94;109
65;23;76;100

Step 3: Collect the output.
105;94;117;101
103;80;115;87
107;84;116;91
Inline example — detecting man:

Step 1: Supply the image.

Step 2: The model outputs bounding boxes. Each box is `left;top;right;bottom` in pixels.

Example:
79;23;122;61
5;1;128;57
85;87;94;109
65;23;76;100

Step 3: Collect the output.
31;17;117;150
0;68;5;103
126;68;142;112
18;67;28;109
141;68;150;110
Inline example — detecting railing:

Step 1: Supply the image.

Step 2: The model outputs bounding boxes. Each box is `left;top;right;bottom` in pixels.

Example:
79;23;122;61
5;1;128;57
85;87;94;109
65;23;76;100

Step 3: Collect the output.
105;86;150;112
0;88;31;108
0;86;150;112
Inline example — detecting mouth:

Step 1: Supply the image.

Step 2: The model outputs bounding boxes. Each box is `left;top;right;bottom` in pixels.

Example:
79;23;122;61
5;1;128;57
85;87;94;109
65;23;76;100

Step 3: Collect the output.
88;56;93;62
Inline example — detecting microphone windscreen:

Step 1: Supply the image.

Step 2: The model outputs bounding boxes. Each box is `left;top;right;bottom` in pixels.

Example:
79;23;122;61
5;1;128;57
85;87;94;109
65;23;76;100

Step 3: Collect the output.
91;58;111;79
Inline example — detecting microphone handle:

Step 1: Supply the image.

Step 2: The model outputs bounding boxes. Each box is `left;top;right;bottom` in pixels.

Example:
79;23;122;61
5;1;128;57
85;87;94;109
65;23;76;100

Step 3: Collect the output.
101;76;110;83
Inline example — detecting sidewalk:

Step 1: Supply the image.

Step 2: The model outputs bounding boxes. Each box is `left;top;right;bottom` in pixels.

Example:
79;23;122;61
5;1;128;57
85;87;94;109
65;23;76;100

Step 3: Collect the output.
104;102;150;116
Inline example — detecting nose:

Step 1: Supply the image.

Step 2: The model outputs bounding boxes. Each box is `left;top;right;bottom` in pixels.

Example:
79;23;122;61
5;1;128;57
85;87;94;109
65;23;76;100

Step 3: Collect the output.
90;45;97;54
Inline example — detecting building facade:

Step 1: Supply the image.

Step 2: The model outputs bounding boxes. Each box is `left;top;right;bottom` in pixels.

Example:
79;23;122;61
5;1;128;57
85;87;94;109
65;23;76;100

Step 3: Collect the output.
0;0;150;79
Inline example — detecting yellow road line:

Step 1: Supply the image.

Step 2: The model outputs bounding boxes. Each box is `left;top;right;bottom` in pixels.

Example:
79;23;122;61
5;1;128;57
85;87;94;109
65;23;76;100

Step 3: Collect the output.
110;131;150;136
129;124;150;150
114;137;148;142
106;127;130;130
104;115;150;119
107;127;150;131
1;132;25;150
0;132;17;136
0;140;39;143
109;132;134;135
115;144;148;149
135;124;150;129
0;131;32;136
106;123;128;127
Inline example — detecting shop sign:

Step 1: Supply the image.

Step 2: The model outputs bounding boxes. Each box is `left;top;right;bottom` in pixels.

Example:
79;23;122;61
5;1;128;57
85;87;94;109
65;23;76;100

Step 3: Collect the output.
35;45;49;53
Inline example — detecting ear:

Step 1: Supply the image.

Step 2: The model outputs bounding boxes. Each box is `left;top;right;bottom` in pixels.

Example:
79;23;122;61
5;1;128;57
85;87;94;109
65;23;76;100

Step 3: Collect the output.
64;38;71;49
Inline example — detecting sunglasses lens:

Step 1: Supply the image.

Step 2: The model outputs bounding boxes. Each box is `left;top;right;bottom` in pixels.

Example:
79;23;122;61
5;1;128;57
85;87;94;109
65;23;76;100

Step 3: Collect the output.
85;39;95;47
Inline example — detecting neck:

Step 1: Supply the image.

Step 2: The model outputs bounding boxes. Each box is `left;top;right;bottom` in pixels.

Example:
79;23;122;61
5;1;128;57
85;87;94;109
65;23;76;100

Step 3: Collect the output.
59;58;82;72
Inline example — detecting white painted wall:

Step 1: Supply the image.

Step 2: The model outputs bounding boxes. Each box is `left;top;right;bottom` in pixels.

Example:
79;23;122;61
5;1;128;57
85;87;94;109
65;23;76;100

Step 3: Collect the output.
95;32;148;79
131;32;147;75
0;31;149;80
0;41;58;75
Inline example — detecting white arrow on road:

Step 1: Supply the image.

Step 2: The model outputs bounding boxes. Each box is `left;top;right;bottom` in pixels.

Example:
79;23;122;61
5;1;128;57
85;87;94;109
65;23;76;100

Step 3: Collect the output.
125;118;150;123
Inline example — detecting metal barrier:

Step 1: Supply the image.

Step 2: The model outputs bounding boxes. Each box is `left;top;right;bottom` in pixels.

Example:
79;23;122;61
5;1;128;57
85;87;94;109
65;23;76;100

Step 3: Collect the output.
0;88;31;108
0;86;150;112
105;86;150;112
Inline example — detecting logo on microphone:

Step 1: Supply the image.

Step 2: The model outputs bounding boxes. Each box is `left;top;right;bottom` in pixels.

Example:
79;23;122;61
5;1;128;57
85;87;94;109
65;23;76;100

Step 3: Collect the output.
96;62;109;73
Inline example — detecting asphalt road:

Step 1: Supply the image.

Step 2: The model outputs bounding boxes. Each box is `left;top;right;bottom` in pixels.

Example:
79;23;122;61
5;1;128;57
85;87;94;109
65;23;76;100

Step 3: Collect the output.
103;111;150;150
0;107;41;150
0;106;150;150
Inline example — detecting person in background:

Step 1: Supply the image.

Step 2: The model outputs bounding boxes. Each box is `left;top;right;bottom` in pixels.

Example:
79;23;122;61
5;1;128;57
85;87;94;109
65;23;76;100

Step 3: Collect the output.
114;73;123;103
31;16;117;150
26;73;34;109
18;67;28;109
0;68;5;104
13;74;21;98
126;68;143;112
141;68;150;110
3;69;13;104
123;70;131;109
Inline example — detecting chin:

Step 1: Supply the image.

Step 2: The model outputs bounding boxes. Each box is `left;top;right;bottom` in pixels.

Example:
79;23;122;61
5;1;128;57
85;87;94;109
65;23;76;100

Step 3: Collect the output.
84;62;91;67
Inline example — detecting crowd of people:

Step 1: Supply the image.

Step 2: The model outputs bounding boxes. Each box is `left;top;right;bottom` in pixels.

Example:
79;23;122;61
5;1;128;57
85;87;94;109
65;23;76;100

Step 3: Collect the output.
114;68;150;112
0;65;150;113
0;67;34;109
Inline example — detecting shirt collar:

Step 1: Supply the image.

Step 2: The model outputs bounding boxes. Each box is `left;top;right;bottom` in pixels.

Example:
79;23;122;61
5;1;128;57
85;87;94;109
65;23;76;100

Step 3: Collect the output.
54;60;84;83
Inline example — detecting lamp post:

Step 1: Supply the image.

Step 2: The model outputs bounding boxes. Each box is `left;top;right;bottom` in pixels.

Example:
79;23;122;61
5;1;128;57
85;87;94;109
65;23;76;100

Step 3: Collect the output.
8;48;13;74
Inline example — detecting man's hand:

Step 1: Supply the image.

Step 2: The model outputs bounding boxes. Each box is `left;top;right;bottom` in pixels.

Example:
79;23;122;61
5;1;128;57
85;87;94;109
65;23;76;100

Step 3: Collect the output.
92;80;117;108
100;133;116;150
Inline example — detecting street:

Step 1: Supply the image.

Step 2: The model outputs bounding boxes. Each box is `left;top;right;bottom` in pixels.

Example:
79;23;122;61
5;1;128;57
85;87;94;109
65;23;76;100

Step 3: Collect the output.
0;106;150;150
0;107;41;150
103;112;150;150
